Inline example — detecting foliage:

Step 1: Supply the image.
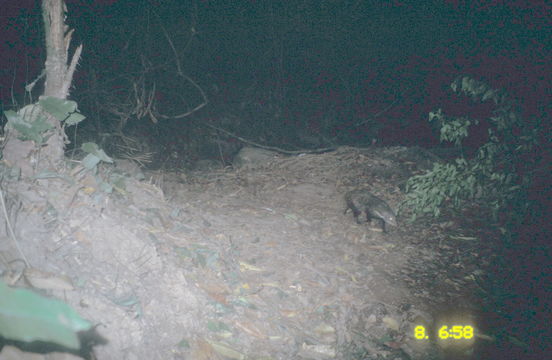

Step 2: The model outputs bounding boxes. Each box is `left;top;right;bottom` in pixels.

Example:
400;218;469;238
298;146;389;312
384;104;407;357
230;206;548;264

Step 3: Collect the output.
80;142;113;168
4;104;53;144
403;76;538;221
0;281;91;350
3;97;85;144
39;97;86;126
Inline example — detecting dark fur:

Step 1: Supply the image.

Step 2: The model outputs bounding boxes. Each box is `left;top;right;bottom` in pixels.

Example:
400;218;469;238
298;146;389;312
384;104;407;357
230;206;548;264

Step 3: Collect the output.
344;189;397;232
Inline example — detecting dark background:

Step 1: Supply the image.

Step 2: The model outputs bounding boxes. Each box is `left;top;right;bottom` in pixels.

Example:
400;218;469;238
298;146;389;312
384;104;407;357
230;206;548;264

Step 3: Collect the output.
1;0;549;151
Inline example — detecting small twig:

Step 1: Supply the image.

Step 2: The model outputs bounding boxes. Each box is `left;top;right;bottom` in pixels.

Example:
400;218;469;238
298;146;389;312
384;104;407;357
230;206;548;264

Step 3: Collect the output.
0;188;30;267
355;97;400;127
204;122;337;155
158;72;208;119
151;7;208;119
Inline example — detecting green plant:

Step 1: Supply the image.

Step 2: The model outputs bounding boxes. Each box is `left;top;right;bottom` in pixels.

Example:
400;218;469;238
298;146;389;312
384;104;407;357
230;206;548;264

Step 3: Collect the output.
403;76;537;222
3;97;86;144
0;281;91;350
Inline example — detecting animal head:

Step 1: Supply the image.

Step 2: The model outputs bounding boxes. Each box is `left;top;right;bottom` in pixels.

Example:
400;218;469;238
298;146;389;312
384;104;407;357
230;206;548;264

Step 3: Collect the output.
373;209;397;227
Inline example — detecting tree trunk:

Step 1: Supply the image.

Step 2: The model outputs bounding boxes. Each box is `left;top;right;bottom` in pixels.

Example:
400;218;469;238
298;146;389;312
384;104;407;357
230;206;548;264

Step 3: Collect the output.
42;0;81;99
2;0;82;176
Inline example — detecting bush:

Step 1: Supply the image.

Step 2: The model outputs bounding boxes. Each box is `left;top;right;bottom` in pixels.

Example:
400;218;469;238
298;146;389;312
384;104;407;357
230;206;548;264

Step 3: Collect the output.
403;76;538;223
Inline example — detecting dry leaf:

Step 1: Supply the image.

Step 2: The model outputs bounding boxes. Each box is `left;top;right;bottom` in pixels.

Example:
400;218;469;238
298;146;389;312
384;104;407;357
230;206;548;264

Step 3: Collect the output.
234;320;267;339
24;268;74;290
206;340;245;360
382;316;400;331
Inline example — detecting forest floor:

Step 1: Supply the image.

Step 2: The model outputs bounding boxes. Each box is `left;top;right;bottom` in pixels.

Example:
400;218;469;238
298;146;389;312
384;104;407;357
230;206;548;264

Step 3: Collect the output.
2;147;504;360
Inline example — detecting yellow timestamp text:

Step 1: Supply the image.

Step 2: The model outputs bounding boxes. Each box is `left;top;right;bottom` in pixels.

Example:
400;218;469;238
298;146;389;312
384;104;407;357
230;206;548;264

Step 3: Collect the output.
414;325;475;340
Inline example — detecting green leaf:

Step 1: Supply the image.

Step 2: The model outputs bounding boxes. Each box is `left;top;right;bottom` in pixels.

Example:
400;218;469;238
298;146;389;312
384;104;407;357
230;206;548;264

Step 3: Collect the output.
3;110;19;123
0;281;92;350
81;153;102;169
81;142;113;163
5;105;52;143
65;112;86;126
39;97;84;125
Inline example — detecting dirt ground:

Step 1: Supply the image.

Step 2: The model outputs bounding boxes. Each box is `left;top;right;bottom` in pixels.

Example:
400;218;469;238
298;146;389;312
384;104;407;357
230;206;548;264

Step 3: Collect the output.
1;147;496;360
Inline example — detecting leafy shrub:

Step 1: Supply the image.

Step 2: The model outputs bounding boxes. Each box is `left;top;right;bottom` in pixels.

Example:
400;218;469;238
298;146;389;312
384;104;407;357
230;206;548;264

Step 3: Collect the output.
403;76;538;222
